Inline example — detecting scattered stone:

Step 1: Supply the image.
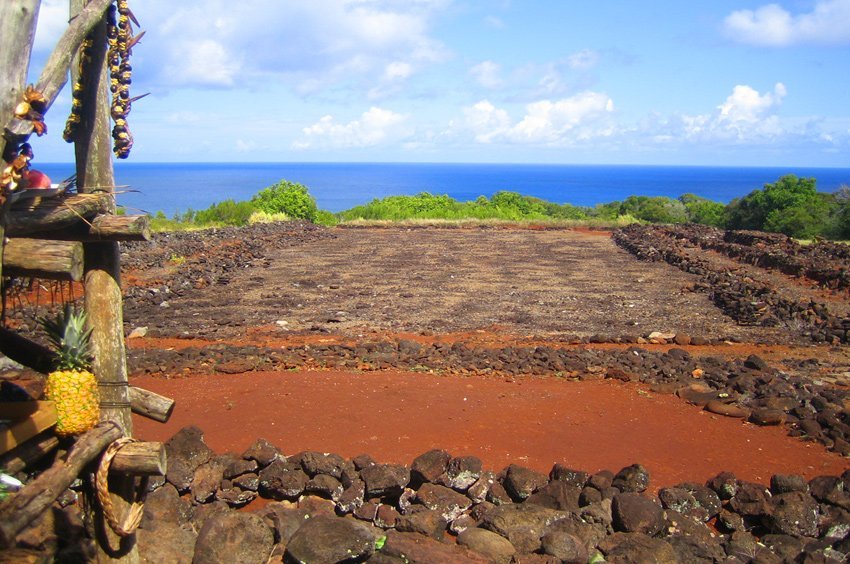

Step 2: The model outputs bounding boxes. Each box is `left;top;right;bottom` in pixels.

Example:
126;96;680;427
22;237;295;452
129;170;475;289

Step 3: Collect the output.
241;438;280;467
612;463;650;493
193;512;273;564
410;449;451;486
502;464;549;501
415;483;472;522
165;426;214;492
611;493;664;535
598;532;677;563
361;463;410;499
381;530;491;563
457;527;517;564
284;514;377;564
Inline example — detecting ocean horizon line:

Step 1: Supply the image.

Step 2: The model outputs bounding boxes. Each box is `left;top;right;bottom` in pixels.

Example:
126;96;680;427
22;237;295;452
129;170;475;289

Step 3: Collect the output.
41;160;850;171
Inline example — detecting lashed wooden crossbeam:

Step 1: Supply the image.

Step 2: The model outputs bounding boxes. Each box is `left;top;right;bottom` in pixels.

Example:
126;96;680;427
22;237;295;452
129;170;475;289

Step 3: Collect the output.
5;192;112;235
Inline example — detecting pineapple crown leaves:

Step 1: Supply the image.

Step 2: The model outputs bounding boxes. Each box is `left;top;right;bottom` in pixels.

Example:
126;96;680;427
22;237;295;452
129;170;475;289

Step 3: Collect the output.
39;304;94;371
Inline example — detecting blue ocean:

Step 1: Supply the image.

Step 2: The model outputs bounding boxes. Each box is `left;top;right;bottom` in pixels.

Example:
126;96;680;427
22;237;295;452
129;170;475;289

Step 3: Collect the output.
38;162;850;217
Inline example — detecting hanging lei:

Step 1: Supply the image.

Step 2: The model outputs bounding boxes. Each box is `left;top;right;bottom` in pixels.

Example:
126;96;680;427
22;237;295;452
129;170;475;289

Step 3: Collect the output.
64;0;145;160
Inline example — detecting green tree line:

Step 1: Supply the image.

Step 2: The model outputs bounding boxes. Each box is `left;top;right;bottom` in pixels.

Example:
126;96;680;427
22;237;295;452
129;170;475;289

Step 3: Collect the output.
150;174;850;240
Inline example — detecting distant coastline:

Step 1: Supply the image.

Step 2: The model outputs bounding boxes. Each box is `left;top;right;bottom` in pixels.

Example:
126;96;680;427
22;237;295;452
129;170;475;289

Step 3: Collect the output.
37;162;850;217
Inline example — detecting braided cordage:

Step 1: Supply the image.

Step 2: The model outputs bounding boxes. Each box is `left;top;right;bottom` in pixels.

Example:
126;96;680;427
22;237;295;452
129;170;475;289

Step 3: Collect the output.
94;437;149;537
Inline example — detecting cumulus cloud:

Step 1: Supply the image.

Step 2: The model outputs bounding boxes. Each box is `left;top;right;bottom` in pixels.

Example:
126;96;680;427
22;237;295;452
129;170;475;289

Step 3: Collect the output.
136;0;450;91
724;0;850;46
294;107;410;149
654;83;788;144
461;92;614;145
33;0;68;54
470;61;503;89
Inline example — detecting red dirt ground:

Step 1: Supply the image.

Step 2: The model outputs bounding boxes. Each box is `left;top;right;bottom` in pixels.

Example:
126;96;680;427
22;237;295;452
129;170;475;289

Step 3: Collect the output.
132;370;848;493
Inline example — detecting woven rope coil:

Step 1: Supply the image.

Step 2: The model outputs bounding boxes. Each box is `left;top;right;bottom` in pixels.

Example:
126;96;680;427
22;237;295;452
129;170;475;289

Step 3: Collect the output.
95;437;149;537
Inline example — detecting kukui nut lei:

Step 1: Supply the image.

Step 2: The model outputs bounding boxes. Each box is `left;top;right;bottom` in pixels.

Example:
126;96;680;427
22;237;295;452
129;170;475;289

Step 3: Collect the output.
64;0;144;159
109;0;144;159
63;37;94;142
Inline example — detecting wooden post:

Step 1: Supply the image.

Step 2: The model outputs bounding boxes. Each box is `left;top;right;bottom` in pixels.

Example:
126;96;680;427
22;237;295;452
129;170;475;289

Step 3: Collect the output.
0;0;41;300
71;1;137;560
0;0;40;158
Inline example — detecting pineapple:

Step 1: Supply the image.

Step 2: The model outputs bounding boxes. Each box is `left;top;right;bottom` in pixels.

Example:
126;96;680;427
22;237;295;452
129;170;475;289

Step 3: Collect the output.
40;305;100;437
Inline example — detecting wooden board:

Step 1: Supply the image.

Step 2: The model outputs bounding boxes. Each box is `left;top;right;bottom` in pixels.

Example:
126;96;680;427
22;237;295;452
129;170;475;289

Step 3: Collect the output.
0;402;57;455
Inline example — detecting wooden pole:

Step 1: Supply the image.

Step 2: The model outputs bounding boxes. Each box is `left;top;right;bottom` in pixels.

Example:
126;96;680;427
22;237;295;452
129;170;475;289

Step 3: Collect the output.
71;1;137;560
0;0;40;157
0;0;41;303
110;441;166;476
0;421;123;549
128;387;175;423
2;238;85;280
0;326;57;373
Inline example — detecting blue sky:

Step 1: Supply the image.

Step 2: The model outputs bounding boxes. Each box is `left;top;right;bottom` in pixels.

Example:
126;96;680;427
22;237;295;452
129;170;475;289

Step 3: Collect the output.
27;0;850;166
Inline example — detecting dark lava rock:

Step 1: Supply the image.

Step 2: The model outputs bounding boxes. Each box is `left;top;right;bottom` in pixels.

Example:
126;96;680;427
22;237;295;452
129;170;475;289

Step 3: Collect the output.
444;456;483;491
728;481;771;517
502;464;549;501
598;532;677;563
164;426;214;493
300;451;346;479
707;471;739;500
771;474;809;495
468;472;497;504
540;530;588;564
284;514;377;564
612;463;650;493
750;408;786;426
224;458;258;479
192;511;273;564
588;470;614;491
765;491;819;537
457;527;517;564
481;503;569;554
410;449;451;486
381;530;491;563
255;503;311;545
416;483;472;522
374;504;400;529
361;463;410;499
744;354;769;371
336;479;365;514
141;483;193;529
395;507;447;539
526;481;581;512
241;437;280;468
611;493;664;535
548;464;589;488
676;482;722;521
305;473;344;500
192;458;226;504
257;459;308;500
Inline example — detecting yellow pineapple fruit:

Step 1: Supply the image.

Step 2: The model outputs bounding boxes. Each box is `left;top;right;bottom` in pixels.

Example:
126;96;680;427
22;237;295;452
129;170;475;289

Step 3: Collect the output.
40;305;100;436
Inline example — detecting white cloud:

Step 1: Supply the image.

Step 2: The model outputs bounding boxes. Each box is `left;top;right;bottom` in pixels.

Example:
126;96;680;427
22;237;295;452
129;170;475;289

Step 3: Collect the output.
656;83;788;143
463;100;511;143
294;107;410;149
136;0;451;92
33;0;68;54
470;61;503;89
461;92;615;145
724;0;850;46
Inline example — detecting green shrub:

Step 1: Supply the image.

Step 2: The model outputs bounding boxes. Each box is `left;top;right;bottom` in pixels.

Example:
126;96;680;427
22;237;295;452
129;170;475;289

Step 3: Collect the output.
619;196;688;224
252;180;318;221
193;199;256;226
679;193;726;227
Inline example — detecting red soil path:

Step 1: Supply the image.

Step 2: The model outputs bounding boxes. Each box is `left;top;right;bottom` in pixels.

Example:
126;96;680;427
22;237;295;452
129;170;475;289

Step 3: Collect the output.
132;370;849;493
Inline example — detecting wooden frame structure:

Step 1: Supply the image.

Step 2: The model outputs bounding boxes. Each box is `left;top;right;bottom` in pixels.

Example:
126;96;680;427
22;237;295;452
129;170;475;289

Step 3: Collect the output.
0;2;172;560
